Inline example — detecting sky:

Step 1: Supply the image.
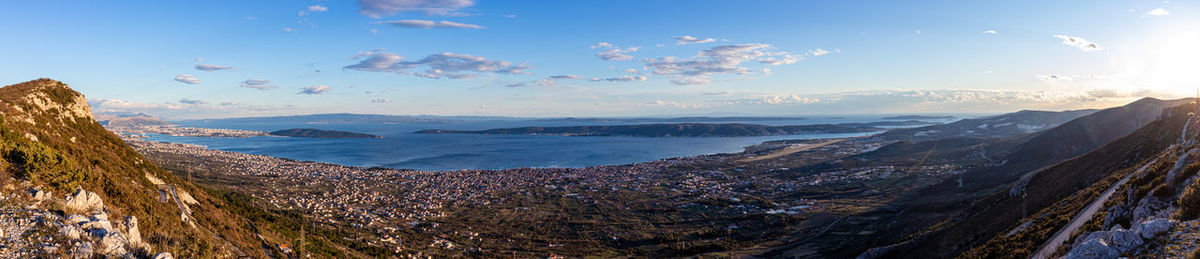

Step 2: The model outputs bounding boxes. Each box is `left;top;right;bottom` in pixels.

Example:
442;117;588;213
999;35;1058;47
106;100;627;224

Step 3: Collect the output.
0;0;1197;119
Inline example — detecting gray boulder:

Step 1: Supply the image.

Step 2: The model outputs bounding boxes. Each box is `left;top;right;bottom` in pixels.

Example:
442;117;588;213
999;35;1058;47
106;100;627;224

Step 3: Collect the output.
59;224;83;240
1065;238;1119;259
1132;198;1170;223
1107;228;1143;252
1135;218;1176;239
64;189;104;212
97;232;128;256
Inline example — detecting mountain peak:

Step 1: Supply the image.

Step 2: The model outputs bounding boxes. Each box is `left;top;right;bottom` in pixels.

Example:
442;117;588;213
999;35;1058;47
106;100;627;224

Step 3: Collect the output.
0;78;94;125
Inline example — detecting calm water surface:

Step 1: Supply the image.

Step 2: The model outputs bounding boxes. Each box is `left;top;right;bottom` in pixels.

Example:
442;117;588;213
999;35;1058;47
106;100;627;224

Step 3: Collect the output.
146;116;946;171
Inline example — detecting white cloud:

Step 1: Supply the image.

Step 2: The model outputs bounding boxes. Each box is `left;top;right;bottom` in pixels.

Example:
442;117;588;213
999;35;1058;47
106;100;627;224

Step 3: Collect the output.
371;98;391;103
982;30;997;34
719;89;1139;114
357;0;475;18
299;85;332;95
1036;74;1108;82
240;79;277;90
1052;34;1103;52
345;50;530;79
550;75;584;79
591;75;647;82
1147;8;1170;16
727;94;822;105
644;43;807;85
195;64;235;71
650;100;704;109
174;74;200;84
375;20;484;29
90;98;182;110
299;5;329;16
591;42;639;61
508;74;645;87
283;27;293;32
808;48;831;56
179;98;208;105
675;35;716;45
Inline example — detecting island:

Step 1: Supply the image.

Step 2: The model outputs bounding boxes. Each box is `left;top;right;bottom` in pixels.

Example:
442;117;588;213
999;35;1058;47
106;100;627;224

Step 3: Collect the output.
269;128;381;138
416;121;933;137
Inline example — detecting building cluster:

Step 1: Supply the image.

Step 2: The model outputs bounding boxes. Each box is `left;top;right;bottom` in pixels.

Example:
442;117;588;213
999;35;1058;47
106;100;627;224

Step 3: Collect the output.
110;125;269;138
120;133;965;254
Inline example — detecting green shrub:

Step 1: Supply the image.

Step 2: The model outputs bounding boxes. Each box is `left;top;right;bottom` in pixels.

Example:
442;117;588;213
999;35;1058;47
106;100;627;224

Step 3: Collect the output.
3;135;85;192
1176;179;1200;220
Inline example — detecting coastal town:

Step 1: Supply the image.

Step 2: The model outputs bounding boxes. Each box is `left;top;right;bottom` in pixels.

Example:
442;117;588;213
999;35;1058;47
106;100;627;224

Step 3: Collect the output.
120;131;971;256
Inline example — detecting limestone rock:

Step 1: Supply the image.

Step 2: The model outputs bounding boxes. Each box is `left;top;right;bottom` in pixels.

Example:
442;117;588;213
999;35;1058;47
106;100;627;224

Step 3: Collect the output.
1108;228;1143;252
59;224;82;240
28;188;47;202
122;216;144;251
97;232;128;256
66;214;89;225
1135;218;1176;239
70;242;94;259
1065;238;1119;259
1132;198;1169;223
64;189;104;212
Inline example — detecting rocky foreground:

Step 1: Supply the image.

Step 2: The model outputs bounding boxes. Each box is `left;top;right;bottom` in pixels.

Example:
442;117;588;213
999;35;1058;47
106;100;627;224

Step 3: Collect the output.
0;183;176;258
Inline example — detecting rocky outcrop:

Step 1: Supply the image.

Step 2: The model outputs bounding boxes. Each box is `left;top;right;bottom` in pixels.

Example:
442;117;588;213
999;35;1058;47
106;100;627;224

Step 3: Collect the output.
1135;219;1176;239
1132;197;1171;223
1065;239;1118;259
1066;218;1178;257
64;189;104;213
3;186;172;258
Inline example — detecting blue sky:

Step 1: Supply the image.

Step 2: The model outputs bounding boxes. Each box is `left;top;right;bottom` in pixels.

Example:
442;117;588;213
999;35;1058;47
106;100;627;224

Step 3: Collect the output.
0;0;1196;119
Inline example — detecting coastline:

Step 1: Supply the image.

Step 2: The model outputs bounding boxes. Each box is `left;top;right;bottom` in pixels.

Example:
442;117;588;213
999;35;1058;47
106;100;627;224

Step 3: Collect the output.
120;134;904;256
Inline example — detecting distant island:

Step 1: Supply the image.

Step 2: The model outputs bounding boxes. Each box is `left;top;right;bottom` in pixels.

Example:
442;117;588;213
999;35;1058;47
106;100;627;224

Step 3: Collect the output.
880;115;956;120
416;121;933;137
534;116;807;123
269;128;381;138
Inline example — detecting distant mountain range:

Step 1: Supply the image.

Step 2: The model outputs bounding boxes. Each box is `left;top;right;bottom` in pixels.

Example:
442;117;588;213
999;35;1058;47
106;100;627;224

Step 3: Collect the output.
417;120;934;137
530;116;810;123
185;113;468;124
269;128;381;138
880;115;956;120
878;109;1098;141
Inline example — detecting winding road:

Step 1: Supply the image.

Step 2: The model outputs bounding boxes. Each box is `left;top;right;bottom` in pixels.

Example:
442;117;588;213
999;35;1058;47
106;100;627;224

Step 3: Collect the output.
1033;112;1195;258
1030;155;1161;259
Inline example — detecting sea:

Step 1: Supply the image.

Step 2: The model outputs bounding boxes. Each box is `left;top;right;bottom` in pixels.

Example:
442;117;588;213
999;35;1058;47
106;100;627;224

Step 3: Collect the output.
143;115;962;171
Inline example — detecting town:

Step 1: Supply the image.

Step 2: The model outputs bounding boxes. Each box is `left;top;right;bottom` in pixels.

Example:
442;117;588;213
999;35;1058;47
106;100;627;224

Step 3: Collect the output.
121;133;971;257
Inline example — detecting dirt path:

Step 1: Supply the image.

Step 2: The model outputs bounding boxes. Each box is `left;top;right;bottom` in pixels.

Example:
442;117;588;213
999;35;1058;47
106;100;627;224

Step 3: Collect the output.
738;139;843;162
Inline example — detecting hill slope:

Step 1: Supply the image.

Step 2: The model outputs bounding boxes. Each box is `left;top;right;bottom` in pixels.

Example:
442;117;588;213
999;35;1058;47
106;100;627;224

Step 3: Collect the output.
857;98;1195;258
0;79;283;257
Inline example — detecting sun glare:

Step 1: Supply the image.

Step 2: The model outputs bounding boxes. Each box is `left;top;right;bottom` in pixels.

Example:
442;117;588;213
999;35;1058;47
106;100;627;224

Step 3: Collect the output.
1122;26;1200;96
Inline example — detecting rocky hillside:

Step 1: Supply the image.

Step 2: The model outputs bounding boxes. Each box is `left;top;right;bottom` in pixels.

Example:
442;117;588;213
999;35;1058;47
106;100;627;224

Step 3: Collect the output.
860;99;1200;258
0;79;283;257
